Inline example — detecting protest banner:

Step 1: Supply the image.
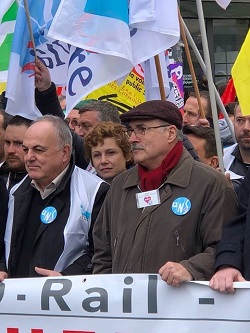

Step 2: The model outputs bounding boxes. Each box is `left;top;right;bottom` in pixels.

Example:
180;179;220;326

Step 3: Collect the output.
85;65;145;113
0;274;250;333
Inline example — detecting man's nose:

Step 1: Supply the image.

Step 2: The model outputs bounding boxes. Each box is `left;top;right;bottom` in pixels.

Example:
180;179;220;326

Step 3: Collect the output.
128;131;140;143
6;143;15;154
182;112;188;124
243;120;250;132
25;149;35;160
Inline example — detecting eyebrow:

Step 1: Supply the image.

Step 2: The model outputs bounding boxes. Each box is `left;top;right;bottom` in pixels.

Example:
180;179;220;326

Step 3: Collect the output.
22;144;47;150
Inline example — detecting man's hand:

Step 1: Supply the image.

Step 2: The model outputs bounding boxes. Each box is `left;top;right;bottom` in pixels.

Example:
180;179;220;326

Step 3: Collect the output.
35;59;51;92
215;170;233;187
0;271;8;281
209;267;246;293
35;267;62;277
159;262;193;286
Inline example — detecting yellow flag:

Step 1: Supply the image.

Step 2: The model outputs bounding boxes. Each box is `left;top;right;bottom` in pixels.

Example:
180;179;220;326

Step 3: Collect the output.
231;29;250;116
0;82;6;94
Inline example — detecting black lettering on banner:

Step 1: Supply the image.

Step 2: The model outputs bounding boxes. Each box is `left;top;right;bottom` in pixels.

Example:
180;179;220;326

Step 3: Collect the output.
148;275;158;313
82;287;108;313
123;276;133;313
68;48;93;96
41;279;72;311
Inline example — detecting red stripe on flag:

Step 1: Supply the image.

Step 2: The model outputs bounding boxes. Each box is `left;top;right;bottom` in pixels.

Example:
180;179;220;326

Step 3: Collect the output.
7;328;43;333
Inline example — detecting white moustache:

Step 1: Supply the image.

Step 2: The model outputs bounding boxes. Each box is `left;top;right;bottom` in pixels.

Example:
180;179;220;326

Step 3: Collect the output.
131;144;144;151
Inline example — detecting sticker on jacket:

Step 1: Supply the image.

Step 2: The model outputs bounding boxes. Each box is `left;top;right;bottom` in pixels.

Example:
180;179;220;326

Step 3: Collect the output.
136;189;160;208
40;206;57;224
172;197;191;216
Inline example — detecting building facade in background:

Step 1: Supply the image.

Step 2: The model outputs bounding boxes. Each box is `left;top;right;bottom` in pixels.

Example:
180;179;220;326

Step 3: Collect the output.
180;0;250;92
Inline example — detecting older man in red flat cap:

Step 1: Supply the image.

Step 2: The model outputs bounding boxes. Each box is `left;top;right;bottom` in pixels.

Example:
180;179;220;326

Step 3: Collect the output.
92;100;237;286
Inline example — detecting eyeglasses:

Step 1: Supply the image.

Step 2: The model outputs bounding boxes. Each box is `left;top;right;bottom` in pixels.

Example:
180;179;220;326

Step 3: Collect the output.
65;118;78;127
126;124;170;138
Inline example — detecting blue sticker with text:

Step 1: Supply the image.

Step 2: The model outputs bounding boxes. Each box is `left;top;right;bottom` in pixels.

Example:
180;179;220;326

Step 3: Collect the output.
40;206;57;224
172;197;191;216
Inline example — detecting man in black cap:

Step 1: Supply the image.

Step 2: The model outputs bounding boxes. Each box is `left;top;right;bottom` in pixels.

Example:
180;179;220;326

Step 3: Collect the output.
92;100;237;285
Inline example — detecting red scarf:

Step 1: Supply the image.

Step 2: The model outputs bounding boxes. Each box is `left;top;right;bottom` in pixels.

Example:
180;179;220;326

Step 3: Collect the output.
138;141;183;192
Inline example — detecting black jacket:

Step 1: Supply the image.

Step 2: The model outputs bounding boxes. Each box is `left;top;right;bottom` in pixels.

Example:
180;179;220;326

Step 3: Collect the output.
0;178;8;265
0;162;27;192
215;167;250;279
0;159;109;277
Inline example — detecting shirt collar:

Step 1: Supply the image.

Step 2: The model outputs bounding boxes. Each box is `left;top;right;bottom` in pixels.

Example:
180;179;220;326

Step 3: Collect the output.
31;165;70;200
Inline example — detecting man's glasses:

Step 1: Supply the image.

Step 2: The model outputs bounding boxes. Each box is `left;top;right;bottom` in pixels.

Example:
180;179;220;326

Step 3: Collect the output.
65;118;78;127
126;124;170;138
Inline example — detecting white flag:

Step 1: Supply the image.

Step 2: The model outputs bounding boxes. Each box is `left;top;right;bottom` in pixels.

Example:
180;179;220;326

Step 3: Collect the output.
48;0;180;114
130;0;180;64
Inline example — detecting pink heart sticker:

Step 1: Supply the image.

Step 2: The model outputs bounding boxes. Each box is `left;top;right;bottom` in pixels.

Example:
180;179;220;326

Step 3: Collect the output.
144;196;152;204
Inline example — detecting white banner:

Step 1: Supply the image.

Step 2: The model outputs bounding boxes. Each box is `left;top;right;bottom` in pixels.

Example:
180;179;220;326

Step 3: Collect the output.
0;274;250;333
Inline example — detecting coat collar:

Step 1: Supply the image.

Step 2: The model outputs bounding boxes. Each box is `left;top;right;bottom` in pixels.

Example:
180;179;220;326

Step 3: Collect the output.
122;149;194;190
13;157;75;198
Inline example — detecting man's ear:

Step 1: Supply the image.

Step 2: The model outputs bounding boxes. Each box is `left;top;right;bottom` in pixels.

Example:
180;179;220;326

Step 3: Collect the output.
209;156;219;169
62;144;71;163
167;126;178;143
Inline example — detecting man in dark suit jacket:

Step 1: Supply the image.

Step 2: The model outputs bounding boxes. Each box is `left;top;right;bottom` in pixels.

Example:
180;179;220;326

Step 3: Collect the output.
0;115;109;280
210;167;250;293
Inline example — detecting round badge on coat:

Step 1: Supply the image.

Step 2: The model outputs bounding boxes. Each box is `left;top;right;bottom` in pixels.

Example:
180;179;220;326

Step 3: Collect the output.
172;197;191;216
40;206;58;224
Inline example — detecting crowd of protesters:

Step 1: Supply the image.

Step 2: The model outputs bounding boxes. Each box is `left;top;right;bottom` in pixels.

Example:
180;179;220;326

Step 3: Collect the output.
1;61;250;294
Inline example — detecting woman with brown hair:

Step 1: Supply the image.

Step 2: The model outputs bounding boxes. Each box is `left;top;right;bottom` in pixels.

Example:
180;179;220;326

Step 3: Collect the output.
84;122;133;183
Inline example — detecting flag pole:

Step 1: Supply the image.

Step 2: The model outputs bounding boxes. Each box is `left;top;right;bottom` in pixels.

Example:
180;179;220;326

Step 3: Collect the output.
23;0;37;62
195;0;224;172
178;7;205;118
181;18;235;141
154;54;166;101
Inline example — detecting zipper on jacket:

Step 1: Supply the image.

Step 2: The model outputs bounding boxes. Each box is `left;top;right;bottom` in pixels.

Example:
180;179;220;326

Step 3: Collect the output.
114;238;117;247
174;230;180;247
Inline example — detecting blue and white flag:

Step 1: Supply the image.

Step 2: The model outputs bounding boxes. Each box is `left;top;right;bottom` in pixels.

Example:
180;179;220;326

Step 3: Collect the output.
48;0;180;115
48;0;134;115
5;0;65;119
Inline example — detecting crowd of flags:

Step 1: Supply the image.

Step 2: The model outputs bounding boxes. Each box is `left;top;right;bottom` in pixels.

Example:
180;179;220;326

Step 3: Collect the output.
0;0;249;119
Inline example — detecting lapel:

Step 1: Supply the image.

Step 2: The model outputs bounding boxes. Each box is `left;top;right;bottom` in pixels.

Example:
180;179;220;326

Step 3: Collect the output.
11;177;33;246
34;163;73;242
